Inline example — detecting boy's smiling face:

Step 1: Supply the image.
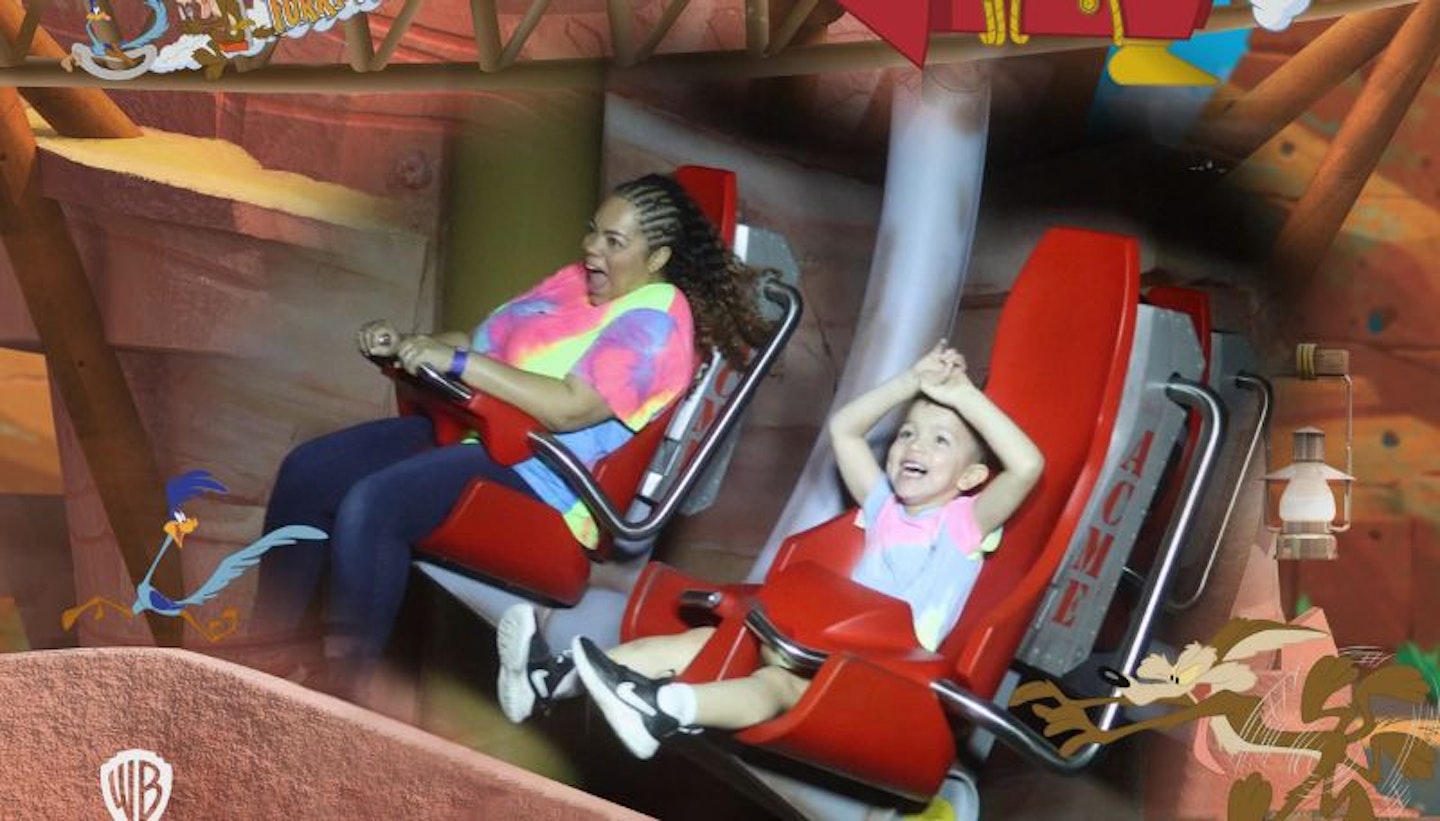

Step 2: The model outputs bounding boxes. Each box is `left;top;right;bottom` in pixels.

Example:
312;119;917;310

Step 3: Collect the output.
885;399;989;512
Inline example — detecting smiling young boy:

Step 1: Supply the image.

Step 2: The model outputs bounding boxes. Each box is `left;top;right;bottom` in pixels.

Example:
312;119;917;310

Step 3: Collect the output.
502;342;1044;760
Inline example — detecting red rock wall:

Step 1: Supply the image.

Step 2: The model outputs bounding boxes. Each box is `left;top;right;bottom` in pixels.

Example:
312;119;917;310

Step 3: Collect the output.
0;647;647;819
0;135;438;651
1227;18;1440;650
0;348;74;652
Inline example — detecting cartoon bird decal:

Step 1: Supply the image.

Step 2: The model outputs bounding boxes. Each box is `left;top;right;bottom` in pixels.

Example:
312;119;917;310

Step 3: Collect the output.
1013;618;1440;821
60;0;171;79
160;468;226;548
62;470;326;643
87;0;168;64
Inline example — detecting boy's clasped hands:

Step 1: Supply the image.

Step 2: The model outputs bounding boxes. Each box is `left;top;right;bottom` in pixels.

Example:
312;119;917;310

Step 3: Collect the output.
911;340;974;405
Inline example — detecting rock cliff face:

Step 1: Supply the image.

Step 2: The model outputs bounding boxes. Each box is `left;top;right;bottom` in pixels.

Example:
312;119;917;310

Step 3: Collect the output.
0;647;646;819
0;348;74;652
0;349;61;496
1223;17;1440;652
0;117;435;651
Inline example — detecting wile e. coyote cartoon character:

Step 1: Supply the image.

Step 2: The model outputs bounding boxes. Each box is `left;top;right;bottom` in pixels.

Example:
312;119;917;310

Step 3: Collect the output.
1012;619;1440;821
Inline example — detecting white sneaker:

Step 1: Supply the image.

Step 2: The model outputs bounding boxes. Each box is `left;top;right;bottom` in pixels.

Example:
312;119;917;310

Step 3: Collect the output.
571;636;695;759
497;604;540;723
496;603;577;723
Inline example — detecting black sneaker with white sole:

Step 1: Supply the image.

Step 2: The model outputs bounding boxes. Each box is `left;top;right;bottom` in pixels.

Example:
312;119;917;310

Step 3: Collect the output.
496;603;577;723
571;636;697;760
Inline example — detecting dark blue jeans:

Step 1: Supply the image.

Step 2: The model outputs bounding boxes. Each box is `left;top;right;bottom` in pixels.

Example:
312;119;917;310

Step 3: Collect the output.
255;415;535;663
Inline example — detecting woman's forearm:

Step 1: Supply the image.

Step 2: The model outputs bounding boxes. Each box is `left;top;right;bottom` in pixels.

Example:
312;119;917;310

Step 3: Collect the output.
395;333;612;432
433;331;471;349
458;353;611;432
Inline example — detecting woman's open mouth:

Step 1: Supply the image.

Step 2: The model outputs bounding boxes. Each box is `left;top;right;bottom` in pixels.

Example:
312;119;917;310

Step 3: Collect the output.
584;261;608;296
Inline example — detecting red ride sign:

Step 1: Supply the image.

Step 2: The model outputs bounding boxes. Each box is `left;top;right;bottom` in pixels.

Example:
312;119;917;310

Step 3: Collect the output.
836;0;1215;67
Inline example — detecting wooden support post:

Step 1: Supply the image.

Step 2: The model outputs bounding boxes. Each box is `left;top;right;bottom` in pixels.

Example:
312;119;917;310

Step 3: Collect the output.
766;0;821;55
606;0;635;66
497;0;550;68
0;86;177;645
0;19;14;66
745;0;769;56
343;14;374;72
14;0;48;59
470;0;501;70
371;0;425;71
0;0;139;138
1188;4;1411;163
1270;0;1440;293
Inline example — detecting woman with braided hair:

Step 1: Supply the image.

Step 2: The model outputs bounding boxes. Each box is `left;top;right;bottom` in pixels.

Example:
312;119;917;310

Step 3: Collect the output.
253;171;769;697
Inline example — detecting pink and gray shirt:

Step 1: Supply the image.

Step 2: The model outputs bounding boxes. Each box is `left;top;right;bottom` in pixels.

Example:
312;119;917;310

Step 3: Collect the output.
851;478;1000;651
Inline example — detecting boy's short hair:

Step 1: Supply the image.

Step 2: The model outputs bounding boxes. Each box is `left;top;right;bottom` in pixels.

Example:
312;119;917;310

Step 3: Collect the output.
910;396;997;471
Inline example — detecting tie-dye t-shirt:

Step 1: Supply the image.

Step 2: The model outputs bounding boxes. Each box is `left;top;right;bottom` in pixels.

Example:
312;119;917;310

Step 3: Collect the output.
850;478;1001;651
469;263;696;546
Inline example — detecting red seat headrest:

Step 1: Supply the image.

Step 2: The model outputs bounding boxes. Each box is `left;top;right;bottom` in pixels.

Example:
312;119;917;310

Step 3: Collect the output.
674;165;738;249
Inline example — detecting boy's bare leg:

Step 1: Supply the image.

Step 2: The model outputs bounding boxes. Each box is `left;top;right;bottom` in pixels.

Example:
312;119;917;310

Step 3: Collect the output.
607;629;810;729
691;666;811;729
573;633;812;759
607;626;715;679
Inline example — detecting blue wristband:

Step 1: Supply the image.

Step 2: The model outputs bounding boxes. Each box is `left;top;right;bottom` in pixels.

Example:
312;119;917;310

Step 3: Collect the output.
447;348;470;379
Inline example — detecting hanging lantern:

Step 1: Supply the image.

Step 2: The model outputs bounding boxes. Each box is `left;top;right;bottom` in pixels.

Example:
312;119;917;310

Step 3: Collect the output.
1263;345;1354;561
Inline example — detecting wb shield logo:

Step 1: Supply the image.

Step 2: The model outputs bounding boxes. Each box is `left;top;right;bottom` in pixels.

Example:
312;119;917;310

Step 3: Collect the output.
100;749;173;821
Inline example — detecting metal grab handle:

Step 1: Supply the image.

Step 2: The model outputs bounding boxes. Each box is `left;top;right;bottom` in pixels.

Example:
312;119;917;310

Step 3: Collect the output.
1167;373;1271;612
743;603;829;672
369;354;475;403
941;376;1226;773
933;679;1104;774
1098;380;1224;729
530;280;803;542
417;364;474;403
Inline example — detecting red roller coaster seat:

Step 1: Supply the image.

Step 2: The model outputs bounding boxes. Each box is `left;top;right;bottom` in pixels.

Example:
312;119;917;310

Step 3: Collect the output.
620;226;1140;799
395;166;740;606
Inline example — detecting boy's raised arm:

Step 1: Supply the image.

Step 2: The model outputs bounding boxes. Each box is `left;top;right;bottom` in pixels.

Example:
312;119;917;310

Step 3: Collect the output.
828;343;951;505
921;369;1044;535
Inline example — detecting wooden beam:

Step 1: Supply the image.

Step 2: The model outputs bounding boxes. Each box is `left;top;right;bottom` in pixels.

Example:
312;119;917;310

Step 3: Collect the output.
343;14;374;72
0;0;1408;92
0;20;15;67
0;85;177;646
14;0;46;60
497;0;550;69
607;0;635;66
766;0;820;56
1188;3;1411;163
745;0;769;56
1270;0;1440;292
469;0;501;70
371;0;425;71
0;0;139;137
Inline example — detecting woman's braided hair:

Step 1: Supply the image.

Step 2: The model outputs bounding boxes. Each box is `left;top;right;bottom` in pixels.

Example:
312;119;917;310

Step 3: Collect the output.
612;173;773;369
